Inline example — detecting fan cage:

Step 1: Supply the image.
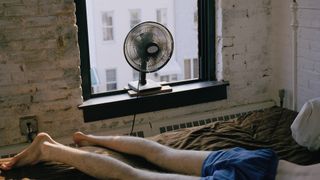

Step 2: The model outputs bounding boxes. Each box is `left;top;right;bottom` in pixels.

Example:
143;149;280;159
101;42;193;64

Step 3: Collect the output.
123;21;174;73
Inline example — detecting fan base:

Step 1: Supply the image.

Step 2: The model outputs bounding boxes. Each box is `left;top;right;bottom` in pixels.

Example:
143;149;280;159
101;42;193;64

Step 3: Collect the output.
128;79;162;92
128;85;172;97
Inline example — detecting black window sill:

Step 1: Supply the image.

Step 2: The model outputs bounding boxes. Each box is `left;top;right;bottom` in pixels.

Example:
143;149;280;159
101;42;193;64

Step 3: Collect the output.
79;81;229;122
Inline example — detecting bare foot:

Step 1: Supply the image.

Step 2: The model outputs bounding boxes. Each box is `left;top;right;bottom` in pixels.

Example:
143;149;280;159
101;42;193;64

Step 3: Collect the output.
73;132;95;147
0;132;57;170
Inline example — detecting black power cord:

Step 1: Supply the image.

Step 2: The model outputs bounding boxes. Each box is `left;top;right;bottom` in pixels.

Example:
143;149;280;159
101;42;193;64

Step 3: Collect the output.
278;89;285;108
129;80;141;136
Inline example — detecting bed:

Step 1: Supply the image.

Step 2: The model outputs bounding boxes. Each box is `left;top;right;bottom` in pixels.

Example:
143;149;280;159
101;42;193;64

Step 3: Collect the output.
1;106;320;179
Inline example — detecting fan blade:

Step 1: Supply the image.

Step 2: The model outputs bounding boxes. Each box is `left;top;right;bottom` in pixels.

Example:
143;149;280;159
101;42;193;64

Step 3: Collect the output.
124;21;174;73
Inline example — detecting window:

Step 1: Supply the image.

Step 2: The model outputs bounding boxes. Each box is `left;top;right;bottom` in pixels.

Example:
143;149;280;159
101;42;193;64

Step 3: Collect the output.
156;8;167;26
184;59;191;79
129;9;141;28
184;58;199;79
84;1;201;94
76;0;228;122
193;58;199;78
106;69;117;91
102;11;114;41
160;75;170;82
90;67;100;93
171;74;178;81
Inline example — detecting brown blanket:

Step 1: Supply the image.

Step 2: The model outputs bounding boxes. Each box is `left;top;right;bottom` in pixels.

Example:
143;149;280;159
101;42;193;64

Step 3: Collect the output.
150;106;320;165
1;106;320;179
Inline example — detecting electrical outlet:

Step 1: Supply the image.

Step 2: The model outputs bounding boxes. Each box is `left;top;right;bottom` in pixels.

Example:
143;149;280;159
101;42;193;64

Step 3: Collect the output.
19;116;38;135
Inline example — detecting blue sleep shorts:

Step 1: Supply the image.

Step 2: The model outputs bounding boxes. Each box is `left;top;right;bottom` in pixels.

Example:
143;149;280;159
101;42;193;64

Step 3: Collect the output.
200;147;278;180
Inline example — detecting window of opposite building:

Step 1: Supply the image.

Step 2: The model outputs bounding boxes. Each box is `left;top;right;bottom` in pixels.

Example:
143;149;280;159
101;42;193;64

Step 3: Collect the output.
75;0;229;121
102;11;114;41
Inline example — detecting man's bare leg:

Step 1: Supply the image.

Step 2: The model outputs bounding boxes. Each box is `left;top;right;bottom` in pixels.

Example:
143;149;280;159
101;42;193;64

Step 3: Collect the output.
0;133;199;180
73;132;211;176
276;160;320;180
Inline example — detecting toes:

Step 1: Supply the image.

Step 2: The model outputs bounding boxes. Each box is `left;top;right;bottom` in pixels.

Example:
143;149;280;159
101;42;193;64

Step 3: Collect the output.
73;132;85;142
73;131;85;138
0;161;14;170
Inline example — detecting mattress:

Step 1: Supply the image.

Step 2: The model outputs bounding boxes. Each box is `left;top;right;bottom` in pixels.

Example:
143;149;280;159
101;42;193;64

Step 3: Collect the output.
1;106;319;179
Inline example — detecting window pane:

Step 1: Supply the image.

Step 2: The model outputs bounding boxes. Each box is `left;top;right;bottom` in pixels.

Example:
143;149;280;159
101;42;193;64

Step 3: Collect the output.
156;8;167;26
160;75;170;82
193;58;199;78
107;83;117;91
102;11;114;41
106;69;117;91
184;59;191;79
86;0;198;94
106;69;116;82
130;9;141;28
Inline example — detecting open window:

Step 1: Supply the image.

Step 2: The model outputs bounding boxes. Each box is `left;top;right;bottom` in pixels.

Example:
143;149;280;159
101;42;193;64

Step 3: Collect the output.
75;0;228;122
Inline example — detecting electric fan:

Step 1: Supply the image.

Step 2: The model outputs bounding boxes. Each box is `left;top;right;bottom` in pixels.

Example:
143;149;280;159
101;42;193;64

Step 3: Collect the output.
123;21;174;93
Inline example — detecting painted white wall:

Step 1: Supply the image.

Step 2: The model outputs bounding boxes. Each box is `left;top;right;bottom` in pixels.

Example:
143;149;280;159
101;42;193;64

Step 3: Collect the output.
270;0;293;109
217;0;272;106
296;0;320;109
270;0;320;110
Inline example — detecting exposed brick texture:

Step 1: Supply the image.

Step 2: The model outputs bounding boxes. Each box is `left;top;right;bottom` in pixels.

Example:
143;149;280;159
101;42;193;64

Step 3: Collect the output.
217;0;272;106
296;0;320;108
271;0;320;110
0;0;274;146
0;0;82;146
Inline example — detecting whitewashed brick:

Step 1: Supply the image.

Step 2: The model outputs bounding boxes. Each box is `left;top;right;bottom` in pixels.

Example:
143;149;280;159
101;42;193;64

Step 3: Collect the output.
296;0;320;108
32;90;70;103
0;0;276;147
38;0;59;5
24;16;58;27
298;28;320;41
309;80;320;92
21;0;39;6
38;3;75;16
315;62;320;73
298;9;320;28
297;0;320;9
0;94;31;108
5;5;38;17
299;57;315;72
0;0;21;6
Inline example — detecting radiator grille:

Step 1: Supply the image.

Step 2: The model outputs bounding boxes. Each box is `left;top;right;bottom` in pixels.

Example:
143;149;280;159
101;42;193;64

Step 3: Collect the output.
1;153;17;159
159;110;259;134
123;131;145;138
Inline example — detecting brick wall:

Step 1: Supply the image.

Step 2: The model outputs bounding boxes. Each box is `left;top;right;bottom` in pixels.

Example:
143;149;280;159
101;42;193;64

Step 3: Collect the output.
296;0;320;109
217;0;272;106
271;0;320;110
0;0;273;147
0;0;83;146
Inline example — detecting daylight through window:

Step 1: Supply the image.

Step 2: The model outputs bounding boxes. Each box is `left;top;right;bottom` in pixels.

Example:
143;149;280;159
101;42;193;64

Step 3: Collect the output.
85;0;199;94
